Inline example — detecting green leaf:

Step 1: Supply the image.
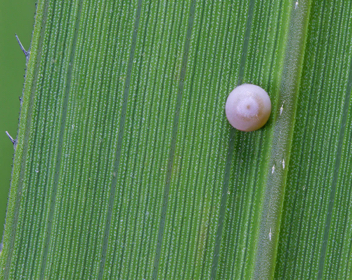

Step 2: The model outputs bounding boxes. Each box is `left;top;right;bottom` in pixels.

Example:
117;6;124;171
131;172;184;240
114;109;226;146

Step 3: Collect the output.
1;0;351;279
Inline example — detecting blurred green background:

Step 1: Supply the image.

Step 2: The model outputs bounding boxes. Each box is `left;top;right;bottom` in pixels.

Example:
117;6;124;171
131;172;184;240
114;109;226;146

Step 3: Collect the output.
0;1;37;241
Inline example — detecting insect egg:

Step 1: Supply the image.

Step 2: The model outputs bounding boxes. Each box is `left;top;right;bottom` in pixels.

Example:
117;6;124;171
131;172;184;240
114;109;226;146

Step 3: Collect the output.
225;84;271;131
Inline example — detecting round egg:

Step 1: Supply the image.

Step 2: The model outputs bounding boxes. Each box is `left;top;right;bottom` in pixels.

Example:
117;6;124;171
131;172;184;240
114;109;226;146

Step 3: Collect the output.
225;84;271;131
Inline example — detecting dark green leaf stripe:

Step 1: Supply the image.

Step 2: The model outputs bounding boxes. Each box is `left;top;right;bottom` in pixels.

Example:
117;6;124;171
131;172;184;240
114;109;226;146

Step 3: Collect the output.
1;0;352;279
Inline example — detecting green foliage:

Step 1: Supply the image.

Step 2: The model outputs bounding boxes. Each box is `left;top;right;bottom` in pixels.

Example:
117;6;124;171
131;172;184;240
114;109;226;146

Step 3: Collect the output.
0;0;37;241
1;0;352;279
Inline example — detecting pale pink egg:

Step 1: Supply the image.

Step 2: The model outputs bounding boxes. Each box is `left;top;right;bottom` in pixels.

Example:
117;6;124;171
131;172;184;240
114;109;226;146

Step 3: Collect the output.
225;84;271;131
